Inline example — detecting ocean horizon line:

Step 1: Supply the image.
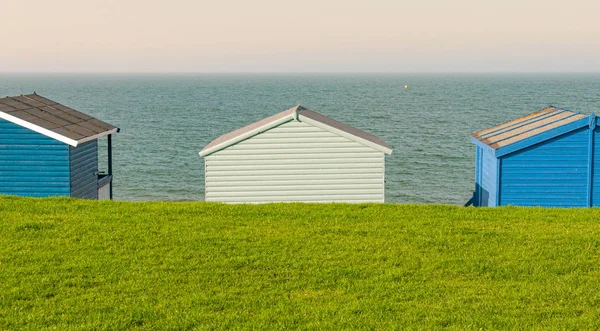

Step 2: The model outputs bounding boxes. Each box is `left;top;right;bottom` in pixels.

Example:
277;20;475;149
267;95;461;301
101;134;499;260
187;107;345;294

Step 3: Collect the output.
1;71;600;76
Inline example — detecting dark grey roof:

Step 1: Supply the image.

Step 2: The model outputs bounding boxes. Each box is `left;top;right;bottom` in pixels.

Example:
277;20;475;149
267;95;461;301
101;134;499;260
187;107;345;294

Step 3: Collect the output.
0;93;118;146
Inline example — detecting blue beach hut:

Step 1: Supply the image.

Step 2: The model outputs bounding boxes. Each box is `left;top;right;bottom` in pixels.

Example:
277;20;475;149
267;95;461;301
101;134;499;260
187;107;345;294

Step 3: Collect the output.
0;94;119;199
470;106;598;207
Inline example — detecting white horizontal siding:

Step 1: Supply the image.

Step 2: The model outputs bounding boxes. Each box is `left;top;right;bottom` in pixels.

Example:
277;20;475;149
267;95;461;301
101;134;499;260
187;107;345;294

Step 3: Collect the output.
207;173;382;182
205;120;385;203
206;158;382;166
207;163;383;171
209;196;384;203
206;152;381;160
207;147;374;155
207;178;382;186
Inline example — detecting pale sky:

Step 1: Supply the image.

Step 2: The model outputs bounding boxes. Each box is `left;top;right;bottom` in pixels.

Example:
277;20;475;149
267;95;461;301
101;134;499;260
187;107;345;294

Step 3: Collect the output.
1;0;599;72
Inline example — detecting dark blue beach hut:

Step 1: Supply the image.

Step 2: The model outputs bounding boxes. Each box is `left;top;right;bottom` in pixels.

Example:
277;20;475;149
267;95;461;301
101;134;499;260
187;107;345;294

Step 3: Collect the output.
0;94;119;199
470;106;598;207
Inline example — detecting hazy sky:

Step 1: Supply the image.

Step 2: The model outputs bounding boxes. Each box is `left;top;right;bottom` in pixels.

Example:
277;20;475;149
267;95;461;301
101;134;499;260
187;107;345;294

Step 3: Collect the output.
1;0;599;72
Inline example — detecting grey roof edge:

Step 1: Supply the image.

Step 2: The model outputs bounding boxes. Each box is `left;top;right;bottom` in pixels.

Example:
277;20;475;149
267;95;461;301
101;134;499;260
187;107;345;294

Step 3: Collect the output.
298;109;392;154
200;105;392;157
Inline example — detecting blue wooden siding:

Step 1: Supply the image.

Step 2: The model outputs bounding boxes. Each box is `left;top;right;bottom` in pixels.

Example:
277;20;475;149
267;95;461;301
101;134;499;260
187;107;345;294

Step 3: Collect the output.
0;119;70;197
474;146;482;206
477;146;498;207
70;140;98;199
500;128;589;207
592;125;600;206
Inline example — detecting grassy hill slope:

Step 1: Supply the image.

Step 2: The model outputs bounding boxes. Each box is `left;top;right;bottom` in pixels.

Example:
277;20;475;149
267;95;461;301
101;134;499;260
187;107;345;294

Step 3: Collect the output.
1;196;600;329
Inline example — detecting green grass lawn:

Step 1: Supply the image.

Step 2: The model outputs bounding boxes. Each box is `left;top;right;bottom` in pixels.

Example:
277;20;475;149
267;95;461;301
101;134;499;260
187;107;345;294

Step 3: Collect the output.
1;196;600;329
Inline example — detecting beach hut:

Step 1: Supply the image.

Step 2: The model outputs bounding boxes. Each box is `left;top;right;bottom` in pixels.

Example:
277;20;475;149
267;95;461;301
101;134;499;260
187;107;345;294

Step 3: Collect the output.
199;105;392;203
470;106;598;207
0;93;119;199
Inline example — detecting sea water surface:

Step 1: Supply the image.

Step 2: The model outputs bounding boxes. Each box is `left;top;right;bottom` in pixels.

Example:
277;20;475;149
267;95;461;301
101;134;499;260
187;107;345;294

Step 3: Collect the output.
1;73;599;204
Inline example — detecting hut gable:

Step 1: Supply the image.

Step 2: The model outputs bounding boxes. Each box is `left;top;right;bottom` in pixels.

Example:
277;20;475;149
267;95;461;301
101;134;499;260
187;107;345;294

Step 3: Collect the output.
200;105;392;203
200;105;392;157
470;106;598;207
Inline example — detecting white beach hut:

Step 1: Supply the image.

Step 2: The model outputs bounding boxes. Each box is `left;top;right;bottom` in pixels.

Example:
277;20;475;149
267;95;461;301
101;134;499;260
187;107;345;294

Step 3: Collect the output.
199;105;392;203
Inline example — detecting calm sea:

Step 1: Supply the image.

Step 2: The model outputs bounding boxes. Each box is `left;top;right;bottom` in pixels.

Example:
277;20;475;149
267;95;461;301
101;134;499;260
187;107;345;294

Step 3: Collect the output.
1;73;599;204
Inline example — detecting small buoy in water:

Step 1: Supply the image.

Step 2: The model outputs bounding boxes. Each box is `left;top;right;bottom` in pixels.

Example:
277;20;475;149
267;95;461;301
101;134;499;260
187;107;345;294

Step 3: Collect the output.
404;85;409;89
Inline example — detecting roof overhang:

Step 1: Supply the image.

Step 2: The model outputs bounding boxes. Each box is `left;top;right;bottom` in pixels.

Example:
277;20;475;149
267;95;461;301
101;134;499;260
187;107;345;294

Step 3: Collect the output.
76;127;120;146
0;110;118;147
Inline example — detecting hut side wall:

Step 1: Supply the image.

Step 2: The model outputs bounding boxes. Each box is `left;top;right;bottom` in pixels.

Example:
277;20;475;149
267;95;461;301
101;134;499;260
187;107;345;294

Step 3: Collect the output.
593;126;600;206
70;140;99;199
204;120;385;203
500;128;589;207
0;118;70;197
474;146;483;206
477;146;498;207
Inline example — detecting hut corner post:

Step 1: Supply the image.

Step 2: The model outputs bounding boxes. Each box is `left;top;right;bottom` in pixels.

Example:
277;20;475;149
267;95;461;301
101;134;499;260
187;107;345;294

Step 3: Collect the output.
108;134;113;200
587;114;596;207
